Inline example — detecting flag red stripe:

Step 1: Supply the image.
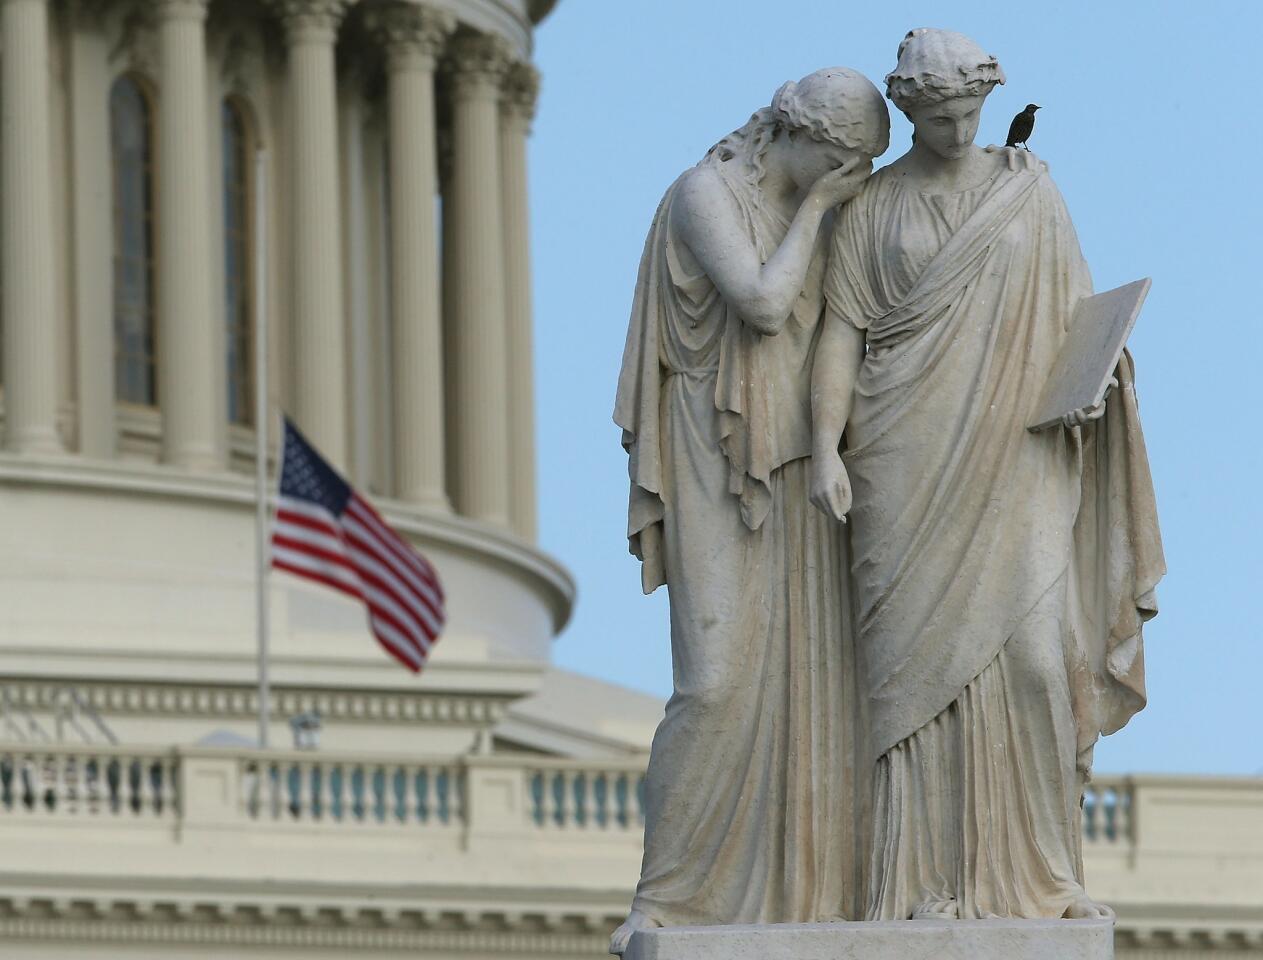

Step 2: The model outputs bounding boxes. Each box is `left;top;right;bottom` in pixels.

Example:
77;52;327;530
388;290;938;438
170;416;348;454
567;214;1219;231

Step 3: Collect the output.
356;563;439;644
362;593;431;658
347;496;444;598
343;519;444;620
274;508;341;540
369;615;428;672
271;534;357;578
346;541;443;631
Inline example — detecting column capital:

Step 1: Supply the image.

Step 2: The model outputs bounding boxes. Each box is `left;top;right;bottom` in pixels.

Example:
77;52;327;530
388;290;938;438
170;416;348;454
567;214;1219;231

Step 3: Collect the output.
501;61;540;130
152;0;208;23
269;0;349;45
367;2;455;72
444;32;513;101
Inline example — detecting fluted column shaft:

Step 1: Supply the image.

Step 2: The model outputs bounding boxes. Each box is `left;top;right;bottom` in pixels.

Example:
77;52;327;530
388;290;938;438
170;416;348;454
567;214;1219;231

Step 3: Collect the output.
445;35;512;526
500;64;539;540
373;4;453;509
274;0;348;466
156;0;219;469
1;0;62;453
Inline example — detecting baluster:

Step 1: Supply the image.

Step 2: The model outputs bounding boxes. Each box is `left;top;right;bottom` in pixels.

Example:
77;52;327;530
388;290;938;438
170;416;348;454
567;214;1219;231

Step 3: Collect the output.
0;753;13;812
1081;785;1097;841
1103;788;1118;842
454;764;467;826
400;765;417;824
559;770;576;828
20;755;36;813
65;754;80;815
154;758;170;816
311;761;325;822
371;764;385;823
541;770;560;828
241;761;258;819
84;758;101;815
268;762;282;820
336;763;352;823
585;772;602;829
415;765;432;824
293;761;310;821
49;753;66;815
596;773;611;823
635;773;647;826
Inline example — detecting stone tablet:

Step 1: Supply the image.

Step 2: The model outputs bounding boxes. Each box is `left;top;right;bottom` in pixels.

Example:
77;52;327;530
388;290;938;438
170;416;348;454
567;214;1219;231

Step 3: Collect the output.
1027;278;1151;432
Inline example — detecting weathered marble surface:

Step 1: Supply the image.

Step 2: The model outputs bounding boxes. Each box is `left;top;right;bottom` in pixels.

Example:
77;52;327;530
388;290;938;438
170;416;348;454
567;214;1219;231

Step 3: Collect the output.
625;920;1114;960
611;68;890;953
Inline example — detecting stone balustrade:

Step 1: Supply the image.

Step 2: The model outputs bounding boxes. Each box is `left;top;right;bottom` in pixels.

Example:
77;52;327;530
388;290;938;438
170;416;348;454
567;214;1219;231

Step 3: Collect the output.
4;742;1256;867
0;741;648;840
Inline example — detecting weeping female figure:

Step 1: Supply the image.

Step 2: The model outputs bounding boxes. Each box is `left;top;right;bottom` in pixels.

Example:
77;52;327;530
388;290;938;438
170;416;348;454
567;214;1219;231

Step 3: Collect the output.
613;69;889;952
810;28;1165;922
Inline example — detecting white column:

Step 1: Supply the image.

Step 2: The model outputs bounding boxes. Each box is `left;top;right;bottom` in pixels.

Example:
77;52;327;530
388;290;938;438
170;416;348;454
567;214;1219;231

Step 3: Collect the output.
1;0;62;454
272;0;349;467
155;0;219;469
68;0;115;458
372;3;454;510
445;33;512;527
500;63;539;541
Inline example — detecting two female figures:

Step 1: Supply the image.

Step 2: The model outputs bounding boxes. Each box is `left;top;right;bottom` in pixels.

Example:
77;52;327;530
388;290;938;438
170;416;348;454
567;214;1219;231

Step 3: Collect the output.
613;27;1164;950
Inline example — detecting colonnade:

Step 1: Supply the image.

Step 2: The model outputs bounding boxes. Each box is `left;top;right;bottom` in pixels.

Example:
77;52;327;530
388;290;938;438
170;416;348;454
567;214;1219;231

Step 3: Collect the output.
0;0;540;539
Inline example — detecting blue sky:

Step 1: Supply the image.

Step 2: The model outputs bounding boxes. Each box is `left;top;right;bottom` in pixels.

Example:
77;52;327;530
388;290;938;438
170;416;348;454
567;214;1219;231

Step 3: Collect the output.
527;1;1263;775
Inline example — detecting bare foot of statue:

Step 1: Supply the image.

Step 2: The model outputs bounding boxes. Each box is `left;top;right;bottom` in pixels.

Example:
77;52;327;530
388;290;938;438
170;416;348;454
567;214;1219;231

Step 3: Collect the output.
609;909;660;955
1064;896;1116;921
911;897;959;920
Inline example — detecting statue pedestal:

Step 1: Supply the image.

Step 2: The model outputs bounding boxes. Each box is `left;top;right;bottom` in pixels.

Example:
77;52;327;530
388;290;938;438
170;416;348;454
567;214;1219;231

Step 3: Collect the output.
625;919;1114;960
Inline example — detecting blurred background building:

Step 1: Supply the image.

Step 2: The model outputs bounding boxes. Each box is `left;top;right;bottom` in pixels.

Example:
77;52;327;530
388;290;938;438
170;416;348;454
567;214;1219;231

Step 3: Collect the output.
0;0;1258;957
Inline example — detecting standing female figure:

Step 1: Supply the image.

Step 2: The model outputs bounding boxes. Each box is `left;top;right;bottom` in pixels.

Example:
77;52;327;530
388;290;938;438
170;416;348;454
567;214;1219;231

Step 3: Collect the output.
811;29;1165;922
612;69;889;952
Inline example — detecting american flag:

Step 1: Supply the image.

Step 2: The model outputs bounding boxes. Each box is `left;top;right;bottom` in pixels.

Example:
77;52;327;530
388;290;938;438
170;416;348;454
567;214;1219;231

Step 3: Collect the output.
271;417;446;672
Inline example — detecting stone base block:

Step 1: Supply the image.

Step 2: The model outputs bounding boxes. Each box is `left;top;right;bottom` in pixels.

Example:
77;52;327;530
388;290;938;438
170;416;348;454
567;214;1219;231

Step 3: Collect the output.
625;919;1114;960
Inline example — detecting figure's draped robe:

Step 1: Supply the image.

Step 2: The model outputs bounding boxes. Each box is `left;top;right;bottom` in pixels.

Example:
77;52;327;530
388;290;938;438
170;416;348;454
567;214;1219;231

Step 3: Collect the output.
614;155;867;926
824;165;1164;920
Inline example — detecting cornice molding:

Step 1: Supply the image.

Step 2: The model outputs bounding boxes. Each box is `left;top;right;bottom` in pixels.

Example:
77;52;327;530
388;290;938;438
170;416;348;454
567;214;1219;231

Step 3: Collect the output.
0;678;513;727
0;890;624;951
0;894;1258;952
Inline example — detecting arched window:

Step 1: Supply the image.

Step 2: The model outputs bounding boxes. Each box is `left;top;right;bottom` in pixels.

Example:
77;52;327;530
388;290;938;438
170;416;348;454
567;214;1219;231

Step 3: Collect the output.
110;75;157;406
222;98;254;426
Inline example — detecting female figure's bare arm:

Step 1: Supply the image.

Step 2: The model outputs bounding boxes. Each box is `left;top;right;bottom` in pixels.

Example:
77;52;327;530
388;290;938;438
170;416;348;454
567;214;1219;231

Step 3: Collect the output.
809;306;865;521
670;160;870;336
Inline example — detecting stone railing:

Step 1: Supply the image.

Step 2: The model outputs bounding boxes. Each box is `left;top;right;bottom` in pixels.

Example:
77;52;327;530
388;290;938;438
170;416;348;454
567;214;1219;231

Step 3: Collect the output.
0;742;647;840
1083;774;1133;845
0;742;179;820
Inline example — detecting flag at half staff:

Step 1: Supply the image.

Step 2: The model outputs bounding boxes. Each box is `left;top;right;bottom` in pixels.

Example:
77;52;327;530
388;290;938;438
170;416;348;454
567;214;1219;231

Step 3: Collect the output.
271;417;446;672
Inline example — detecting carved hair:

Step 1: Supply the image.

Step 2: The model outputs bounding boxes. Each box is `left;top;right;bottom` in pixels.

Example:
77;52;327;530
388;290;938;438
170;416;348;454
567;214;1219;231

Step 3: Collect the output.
885;28;1005;112
707;67;889;188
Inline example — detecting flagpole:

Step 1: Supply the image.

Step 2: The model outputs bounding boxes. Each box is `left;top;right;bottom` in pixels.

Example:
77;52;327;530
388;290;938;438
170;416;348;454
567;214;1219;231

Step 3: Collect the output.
254;148;271;750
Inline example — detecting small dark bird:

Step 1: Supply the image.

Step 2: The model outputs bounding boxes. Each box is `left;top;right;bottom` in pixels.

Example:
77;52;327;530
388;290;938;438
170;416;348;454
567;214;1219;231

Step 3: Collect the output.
1006;103;1041;150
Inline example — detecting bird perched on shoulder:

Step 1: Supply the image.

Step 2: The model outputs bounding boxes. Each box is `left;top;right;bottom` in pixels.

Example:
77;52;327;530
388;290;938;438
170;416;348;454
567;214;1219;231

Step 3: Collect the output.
1006;103;1040;150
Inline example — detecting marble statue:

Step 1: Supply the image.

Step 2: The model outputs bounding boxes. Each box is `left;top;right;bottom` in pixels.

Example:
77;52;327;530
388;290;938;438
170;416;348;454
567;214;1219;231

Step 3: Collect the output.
611;68;890;953
613;28;1164;954
810;28;1164;921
